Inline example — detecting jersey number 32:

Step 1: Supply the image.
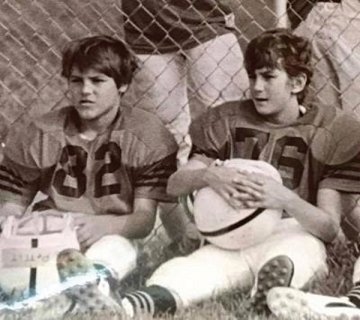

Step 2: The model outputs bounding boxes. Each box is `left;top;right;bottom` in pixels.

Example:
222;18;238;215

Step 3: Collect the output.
53;142;121;198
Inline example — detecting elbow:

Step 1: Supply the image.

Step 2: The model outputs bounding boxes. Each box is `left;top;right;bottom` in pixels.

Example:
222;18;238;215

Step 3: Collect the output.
166;173;181;197
132;222;154;239
322;230;338;244
322;220;340;244
136;215;157;239
137;226;153;239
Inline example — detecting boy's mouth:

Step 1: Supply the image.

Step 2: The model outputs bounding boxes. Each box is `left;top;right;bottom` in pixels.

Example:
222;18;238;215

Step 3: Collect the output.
80;99;93;104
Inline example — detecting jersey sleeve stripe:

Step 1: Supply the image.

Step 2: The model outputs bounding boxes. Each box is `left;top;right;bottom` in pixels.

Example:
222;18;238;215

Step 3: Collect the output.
0;165;26;187
134;153;177;188
0;166;27;195
190;145;219;160
0;183;23;195
328;173;360;181
322;153;360;190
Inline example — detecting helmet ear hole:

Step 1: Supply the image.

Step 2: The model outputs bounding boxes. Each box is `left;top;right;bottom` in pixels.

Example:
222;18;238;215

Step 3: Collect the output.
193;159;283;250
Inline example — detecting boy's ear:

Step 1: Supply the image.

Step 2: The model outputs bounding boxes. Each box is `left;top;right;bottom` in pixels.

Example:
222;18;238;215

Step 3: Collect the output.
118;84;128;94
291;73;307;94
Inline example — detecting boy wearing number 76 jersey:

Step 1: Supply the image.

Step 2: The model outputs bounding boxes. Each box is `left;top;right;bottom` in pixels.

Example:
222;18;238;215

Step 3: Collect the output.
105;29;360;318
0;35;178;287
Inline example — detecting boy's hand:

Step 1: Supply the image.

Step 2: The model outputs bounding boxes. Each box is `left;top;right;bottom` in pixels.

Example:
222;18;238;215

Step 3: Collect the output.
233;172;293;210
204;165;258;209
74;214;121;250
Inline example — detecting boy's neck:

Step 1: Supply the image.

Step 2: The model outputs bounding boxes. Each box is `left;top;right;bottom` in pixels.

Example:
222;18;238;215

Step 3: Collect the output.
265;99;303;125
79;106;120;140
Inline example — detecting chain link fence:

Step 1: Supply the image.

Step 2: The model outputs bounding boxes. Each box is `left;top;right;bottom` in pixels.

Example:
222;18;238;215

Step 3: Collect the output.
0;0;278;248
0;0;360;255
0;0;278;134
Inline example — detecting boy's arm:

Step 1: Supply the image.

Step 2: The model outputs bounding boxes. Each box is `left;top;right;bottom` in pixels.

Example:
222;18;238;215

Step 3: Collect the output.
167;159;210;196
232;172;341;243
0;201;27;226
283;187;341;243
339;193;360;242
74;198;157;249
0;202;27;217
121;197;157;238
167;158;261;209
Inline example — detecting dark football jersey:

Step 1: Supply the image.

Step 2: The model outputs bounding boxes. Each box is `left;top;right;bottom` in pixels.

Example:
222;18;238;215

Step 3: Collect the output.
0;107;178;215
189;99;360;204
122;0;233;54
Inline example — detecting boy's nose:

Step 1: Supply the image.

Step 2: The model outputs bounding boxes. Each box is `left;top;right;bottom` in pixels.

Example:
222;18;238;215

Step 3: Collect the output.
81;80;93;94
253;77;264;91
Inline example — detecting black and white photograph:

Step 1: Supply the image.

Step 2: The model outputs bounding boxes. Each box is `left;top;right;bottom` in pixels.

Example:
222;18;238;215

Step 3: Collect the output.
0;0;360;319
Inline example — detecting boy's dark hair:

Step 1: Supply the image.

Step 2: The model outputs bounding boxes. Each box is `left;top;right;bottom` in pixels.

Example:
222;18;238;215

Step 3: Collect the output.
244;28;313;104
61;35;138;88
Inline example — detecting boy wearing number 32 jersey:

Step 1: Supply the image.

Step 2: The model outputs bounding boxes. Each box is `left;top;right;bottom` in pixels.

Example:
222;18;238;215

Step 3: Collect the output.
0;36;178;285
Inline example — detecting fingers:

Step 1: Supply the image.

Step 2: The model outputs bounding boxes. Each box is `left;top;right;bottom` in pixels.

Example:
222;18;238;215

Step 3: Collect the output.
77;227;97;251
233;186;263;200
232;171;264;187
221;190;252;209
76;225;88;244
74;214;90;225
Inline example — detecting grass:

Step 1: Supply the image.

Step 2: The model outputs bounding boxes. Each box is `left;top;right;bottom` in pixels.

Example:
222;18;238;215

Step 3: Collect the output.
0;215;357;320
118;232;358;320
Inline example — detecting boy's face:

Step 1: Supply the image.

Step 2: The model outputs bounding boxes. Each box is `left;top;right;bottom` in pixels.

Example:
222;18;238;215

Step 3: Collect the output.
249;66;297;122
68;67;125;122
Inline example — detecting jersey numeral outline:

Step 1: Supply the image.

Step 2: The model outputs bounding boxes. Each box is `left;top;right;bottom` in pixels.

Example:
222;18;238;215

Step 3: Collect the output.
94;142;121;198
53;143;122;198
53;145;87;198
234;128;308;189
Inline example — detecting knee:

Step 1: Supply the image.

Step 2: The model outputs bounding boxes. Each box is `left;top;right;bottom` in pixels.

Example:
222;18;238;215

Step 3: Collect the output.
86;235;137;280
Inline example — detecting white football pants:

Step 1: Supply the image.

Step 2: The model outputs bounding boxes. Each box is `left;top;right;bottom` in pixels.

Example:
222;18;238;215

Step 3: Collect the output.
146;218;328;307
295;1;360;117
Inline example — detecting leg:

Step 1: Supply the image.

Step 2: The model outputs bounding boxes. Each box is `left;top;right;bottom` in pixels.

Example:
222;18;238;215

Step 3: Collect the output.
267;241;360;319
120;244;253;317
0;249;124;319
85;235;138;285
250;255;294;313
122;53;191;164
186;33;249;120
246;219;328;312
295;3;360;117
267;193;360;319
294;4;342;110
268;287;360;320
158;201;201;255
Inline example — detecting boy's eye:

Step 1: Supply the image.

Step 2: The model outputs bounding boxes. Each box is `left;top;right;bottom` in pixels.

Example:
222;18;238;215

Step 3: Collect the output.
264;74;275;80
92;78;106;83
69;78;82;83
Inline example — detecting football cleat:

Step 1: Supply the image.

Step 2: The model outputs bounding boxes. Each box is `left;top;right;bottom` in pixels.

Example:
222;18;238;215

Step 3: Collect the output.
267;287;360;320
0;249;125;320
57;249;124;318
251;255;294;313
0;284;73;320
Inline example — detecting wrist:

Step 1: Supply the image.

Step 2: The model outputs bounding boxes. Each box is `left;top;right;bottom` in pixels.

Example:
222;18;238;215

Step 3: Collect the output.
113;214;128;234
282;190;302;213
202;166;215;187
203;161;222;187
